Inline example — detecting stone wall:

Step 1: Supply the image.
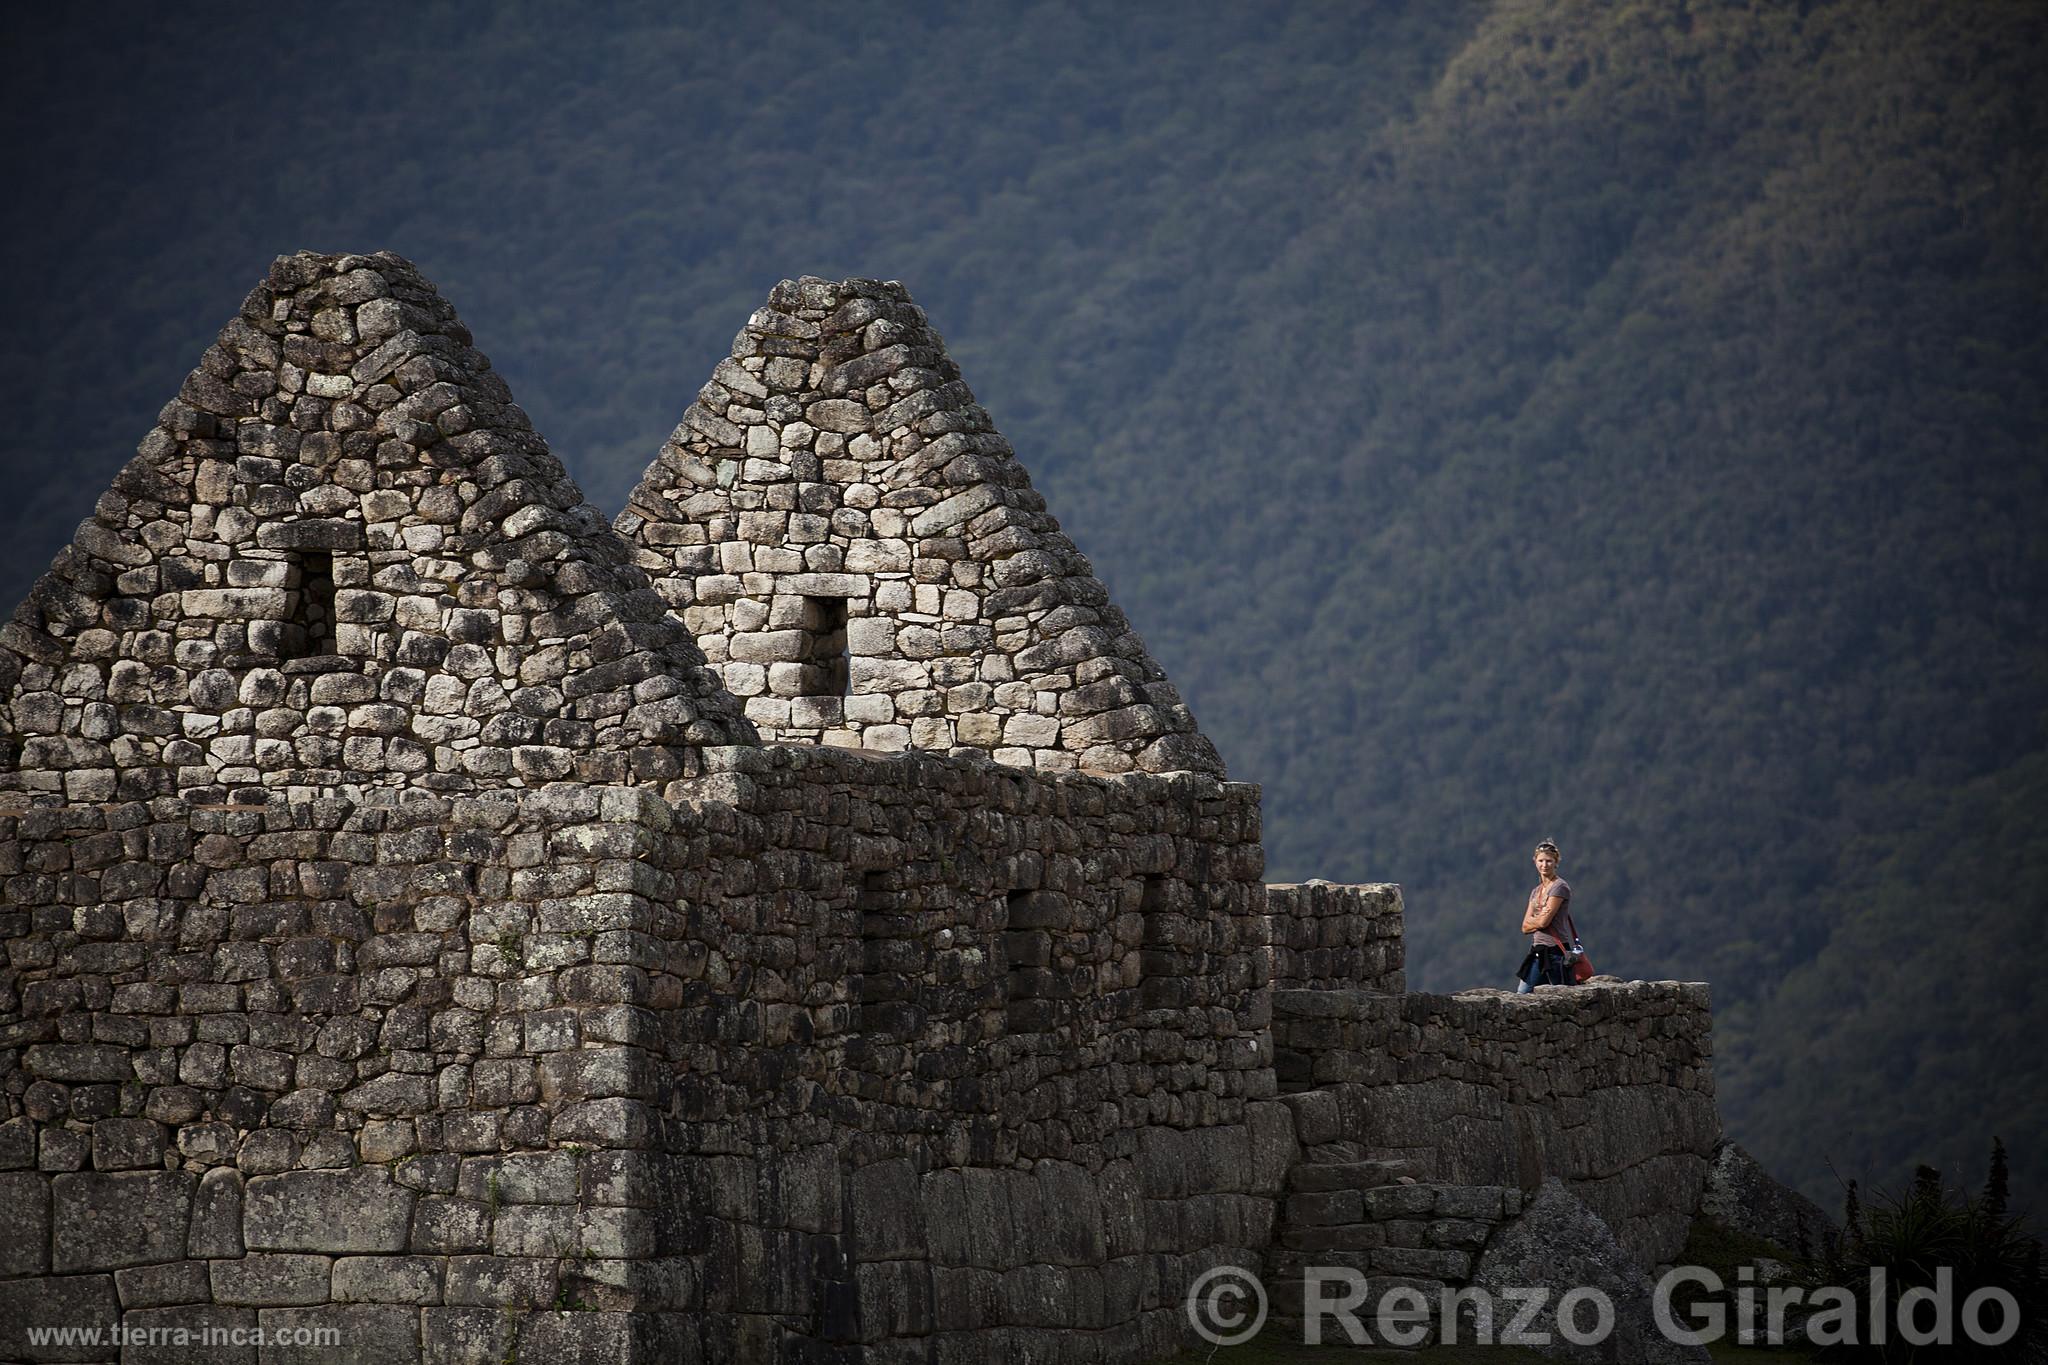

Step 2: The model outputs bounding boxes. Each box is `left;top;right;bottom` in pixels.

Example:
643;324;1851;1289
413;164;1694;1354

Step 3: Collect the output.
1264;882;1403;993
615;276;1223;778
0;250;744;807
0;781;704;1361
0;249;1734;1363
661;745;1269;1165
1270;984;1719;1264
649;745;1275;1359
0;746;1286;1361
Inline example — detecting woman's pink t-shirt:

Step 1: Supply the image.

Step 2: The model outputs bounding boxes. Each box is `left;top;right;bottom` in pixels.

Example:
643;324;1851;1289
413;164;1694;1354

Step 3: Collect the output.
1527;878;1571;949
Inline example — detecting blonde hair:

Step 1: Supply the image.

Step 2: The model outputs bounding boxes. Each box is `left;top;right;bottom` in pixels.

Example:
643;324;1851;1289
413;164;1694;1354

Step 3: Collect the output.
1534;840;1561;858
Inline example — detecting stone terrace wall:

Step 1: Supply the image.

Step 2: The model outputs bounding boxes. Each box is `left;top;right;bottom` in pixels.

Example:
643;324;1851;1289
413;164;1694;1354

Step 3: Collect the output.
1264;882;1403;993
0;746;1290;1362
1271;984;1718;1265
616;276;1224;778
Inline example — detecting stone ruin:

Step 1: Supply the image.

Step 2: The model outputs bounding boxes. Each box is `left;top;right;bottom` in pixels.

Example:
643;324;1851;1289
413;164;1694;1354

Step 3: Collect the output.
0;252;1723;1363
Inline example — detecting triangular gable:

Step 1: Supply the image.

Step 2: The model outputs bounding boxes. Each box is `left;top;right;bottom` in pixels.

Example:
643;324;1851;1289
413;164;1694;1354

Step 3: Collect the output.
0;251;747;803
616;276;1223;777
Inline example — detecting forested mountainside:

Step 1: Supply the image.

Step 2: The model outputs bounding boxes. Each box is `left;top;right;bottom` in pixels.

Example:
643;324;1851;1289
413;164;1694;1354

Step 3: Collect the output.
2;0;2043;1206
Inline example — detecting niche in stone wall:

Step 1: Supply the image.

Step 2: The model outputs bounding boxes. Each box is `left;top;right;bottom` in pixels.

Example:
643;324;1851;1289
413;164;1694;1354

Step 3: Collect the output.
857;870;920;1042
798;596;850;701
1004;888;1069;1033
1139;875;1188;1009
283;550;338;661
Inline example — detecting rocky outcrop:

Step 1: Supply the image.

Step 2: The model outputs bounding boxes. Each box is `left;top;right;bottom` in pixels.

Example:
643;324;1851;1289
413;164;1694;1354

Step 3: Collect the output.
1699;1141;1837;1259
1469;1179;1709;1363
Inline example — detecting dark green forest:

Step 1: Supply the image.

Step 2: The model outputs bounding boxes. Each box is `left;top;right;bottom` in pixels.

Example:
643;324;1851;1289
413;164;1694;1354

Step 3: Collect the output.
2;0;2043;1207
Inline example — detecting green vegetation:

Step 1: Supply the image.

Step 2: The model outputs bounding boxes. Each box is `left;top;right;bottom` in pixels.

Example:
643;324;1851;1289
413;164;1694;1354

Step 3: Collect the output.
1805;1144;2047;1361
1;0;2043;1205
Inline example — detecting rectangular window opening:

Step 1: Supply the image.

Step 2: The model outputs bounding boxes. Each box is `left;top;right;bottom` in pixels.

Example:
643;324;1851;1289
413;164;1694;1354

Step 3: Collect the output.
801;595;850;698
285;550;337;660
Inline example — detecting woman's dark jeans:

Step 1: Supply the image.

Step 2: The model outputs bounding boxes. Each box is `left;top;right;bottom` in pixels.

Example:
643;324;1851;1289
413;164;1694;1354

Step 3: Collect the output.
1516;944;1571;992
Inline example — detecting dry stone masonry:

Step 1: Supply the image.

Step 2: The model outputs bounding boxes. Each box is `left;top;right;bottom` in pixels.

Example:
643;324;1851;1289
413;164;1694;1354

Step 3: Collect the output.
0;252;1728;1364
1272;984;1719;1266
615;277;1223;778
1264;882;1404;994
0;251;745;809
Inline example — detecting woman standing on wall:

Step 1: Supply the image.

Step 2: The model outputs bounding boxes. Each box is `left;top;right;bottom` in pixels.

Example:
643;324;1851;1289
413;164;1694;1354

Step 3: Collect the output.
1515;839;1573;991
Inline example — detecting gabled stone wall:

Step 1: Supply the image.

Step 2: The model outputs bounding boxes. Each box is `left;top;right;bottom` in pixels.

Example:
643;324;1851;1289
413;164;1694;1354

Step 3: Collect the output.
0;251;745;806
616;276;1224;778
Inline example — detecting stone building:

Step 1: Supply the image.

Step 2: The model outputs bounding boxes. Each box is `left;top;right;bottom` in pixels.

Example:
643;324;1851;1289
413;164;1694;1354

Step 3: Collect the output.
0;253;1720;1363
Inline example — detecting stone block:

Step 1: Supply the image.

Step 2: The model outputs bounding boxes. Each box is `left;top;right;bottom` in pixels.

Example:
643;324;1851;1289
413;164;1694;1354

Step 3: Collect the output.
957;1168;1014;1269
1362;1184;1439;1219
1279;1222;1384;1253
1035;1161;1107;1265
122;1304;258;1365
918;1169;969;1268
580;1150;658;1208
1247;1101;1299;1195
549;1098;652;1147
1134;1127;1186;1199
0;1171;50;1275
515;1312;640;1364
1097;1162;1145;1261
928;1264;1002;1335
411;1197;492;1254
1371;1245;1471;1279
52;1170;196;1272
491;1203;576;1257
0;1117;35;1169
88;1116;166;1171
24;1043;134;1083
1285;1189;1364;1226
1432;1185;1506;1220
115;1258;211;1308
1278;1089;1341;1146
244;1168;414;1253
536;1047;659;1103
333;1255;444;1304
0;1274;118;1363
257;1304;418;1364
421;1306;516;1365
444;1255;557;1307
850;1158;925;1262
209;1252;332;1306
189;1166;244;1258
257;518;363;550
180;588;289;620
856;1260;935;1342
807;398;870;433
456;1150;578;1205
